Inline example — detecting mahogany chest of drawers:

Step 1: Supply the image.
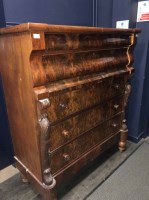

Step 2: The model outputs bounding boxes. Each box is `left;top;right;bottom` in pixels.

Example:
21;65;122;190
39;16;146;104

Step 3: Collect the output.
0;23;140;199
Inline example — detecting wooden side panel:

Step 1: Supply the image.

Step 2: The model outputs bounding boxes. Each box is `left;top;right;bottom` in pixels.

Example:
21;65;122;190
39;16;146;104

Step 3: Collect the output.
0;33;42;181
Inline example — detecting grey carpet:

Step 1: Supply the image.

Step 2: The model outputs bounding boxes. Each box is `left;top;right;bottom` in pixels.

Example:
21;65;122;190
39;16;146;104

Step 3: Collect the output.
87;140;149;200
0;140;144;200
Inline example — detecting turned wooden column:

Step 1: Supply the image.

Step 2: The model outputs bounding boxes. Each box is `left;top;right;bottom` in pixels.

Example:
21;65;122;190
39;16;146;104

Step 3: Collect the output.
119;84;131;152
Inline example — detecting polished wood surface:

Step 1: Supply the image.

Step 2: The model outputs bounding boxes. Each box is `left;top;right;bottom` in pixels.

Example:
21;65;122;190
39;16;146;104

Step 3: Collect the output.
0;23;141;35
0;33;42;181
49;95;123;151
0;23;140;200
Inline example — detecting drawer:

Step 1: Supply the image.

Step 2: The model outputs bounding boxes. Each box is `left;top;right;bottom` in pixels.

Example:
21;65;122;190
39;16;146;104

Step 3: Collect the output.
109;95;124;116
49;95;124;151
110;76;126;97
108;114;123;137
47;76;125;122
45;33;131;52
49;114;122;174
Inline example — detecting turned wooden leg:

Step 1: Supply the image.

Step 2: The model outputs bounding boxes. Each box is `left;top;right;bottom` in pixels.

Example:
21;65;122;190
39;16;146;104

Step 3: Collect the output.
119;119;128;152
20;172;29;184
119;83;131;152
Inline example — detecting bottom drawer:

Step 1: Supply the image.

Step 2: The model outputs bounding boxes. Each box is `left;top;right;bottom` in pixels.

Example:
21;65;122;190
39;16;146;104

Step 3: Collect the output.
49;113;122;174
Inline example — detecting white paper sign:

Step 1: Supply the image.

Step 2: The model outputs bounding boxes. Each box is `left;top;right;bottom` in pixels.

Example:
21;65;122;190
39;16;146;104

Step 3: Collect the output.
33;33;40;39
137;1;149;22
116;20;129;29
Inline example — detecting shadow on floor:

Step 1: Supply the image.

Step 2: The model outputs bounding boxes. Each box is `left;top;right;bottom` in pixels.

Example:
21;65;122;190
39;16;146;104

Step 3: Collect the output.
0;151;13;170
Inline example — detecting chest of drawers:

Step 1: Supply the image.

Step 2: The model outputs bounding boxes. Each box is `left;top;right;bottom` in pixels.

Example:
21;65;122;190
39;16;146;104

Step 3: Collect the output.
0;23;140;200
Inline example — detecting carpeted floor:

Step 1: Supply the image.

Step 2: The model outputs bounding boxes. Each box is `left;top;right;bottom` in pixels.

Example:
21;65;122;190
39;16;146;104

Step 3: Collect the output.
0;139;146;200
87;140;149;200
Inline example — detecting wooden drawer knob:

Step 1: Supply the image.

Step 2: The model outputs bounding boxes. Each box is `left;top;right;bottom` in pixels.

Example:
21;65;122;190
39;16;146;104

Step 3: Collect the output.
111;123;117;128
39;98;50;109
114;104;119;109
113;84;120;89
63;153;70;162
62;130;69;138
59;103;67;109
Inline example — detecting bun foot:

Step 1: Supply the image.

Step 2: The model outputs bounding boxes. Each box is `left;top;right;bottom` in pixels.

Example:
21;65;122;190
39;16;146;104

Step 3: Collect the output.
20;173;29;184
119;141;126;152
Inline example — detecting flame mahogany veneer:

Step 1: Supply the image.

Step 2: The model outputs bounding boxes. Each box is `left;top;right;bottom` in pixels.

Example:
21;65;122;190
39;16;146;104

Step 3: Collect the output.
0;23;140;200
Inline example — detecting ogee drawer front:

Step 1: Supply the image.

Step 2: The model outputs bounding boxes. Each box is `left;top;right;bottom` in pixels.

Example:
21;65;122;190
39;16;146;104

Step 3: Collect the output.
45;33;131;51
49;114;122;174
47;76;125;122
49;95;124;151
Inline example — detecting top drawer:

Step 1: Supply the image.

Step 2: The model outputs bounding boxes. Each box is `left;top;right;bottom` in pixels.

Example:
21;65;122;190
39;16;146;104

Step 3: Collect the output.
45;75;126;123
45;33;132;51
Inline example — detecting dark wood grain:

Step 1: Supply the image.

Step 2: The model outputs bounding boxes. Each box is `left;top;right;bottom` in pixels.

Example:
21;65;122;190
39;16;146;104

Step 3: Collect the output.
49;95;124;152
45;33;132;51
0;23;140;200
54;133;120;187
30;47;132;86
50;113;122;174
47;75;125;123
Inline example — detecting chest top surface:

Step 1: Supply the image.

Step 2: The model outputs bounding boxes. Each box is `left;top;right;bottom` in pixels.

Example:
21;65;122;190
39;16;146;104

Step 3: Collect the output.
0;22;141;35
